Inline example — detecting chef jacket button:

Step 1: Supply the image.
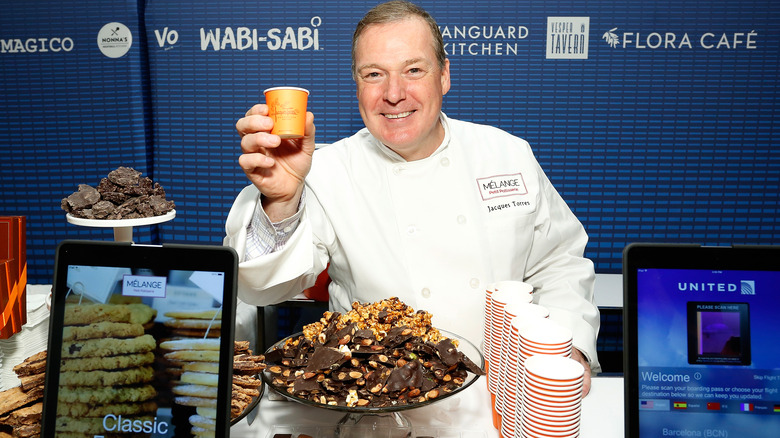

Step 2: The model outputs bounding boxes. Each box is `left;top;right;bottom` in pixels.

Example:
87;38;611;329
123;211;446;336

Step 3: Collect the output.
440;157;450;167
457;215;466;224
393;165;405;175
470;278;480;289
407;225;417;235
421;287;431;298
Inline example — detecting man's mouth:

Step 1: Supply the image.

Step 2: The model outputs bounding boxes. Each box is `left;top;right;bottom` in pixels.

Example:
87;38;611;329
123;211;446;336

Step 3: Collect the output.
383;111;414;120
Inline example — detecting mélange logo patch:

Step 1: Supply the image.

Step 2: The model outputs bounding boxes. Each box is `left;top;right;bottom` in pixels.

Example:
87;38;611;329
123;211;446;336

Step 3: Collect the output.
122;275;167;298
477;173;528;200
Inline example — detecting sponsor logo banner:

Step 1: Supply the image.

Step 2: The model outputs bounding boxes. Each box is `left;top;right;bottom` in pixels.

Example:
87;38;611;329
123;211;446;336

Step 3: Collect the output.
547;17;589;59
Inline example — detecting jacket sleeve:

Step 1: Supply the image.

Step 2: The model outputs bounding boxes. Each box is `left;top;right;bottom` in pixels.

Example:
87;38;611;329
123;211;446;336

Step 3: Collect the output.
223;185;320;307
523;164;602;373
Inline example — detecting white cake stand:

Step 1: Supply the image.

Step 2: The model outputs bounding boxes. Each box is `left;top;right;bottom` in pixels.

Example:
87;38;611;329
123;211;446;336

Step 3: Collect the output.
66;210;176;242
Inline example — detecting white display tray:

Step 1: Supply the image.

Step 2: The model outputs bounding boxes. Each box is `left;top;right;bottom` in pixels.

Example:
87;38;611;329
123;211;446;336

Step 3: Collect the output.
66;210;175;241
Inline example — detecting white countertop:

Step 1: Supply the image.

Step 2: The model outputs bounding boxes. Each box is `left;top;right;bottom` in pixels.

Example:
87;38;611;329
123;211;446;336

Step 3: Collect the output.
12;285;625;437
231;376;624;437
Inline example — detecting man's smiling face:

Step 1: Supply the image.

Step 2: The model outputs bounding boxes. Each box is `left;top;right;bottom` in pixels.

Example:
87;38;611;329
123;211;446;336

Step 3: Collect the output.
354;17;451;161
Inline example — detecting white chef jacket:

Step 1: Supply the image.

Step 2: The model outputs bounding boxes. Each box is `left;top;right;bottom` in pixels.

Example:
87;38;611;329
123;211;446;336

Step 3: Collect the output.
225;113;601;371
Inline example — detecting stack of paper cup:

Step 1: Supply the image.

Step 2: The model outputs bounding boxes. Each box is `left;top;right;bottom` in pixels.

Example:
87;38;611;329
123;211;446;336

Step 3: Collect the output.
495;301;539;418
487;281;534;430
509;319;574;438
497;304;550;438
520;355;584;438
487;281;533;370
518;318;573;362
482;283;496;373
493;280;535;303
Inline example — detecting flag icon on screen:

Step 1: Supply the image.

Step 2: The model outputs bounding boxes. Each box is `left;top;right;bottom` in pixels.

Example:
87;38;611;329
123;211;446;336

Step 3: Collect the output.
773;405;780;413
641;400;654;409
741;403;754;412
707;402;721;410
673;402;688;409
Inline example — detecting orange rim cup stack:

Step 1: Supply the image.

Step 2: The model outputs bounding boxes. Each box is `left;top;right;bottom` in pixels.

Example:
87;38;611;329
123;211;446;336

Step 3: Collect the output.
483;283;496;375
520;355;584;438
498;304;550;438
487;281;533;433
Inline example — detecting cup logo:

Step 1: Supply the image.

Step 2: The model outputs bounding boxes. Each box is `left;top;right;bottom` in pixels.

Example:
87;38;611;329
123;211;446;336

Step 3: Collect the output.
270;99;299;120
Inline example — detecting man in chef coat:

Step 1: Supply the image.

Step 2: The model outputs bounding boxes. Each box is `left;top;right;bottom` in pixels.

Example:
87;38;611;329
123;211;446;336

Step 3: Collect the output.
226;0;601;394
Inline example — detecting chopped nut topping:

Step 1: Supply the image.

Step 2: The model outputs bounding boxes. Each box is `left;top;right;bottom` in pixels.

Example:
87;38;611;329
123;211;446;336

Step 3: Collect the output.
302;297;442;343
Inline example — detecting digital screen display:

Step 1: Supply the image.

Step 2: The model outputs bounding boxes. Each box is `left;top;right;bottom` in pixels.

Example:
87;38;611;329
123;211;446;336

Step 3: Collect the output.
635;268;780;436
51;264;228;437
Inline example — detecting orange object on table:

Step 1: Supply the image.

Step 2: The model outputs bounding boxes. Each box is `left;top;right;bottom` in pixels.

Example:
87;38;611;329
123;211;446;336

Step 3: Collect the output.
1;216;27;339
302;266;331;302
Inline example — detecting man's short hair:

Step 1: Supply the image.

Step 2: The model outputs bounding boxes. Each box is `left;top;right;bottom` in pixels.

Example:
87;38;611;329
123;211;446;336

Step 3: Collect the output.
351;0;446;80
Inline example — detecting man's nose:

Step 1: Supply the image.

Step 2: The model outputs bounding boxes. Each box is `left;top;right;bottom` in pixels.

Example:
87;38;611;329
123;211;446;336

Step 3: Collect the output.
384;73;406;103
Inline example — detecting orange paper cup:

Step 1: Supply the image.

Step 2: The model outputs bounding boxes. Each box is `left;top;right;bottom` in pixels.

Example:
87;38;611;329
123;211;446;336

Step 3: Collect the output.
491;393;502;430
263;86;309;139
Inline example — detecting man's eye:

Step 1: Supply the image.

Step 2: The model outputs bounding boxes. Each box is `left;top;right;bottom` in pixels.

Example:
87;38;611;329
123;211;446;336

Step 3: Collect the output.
362;71;382;81
407;67;426;76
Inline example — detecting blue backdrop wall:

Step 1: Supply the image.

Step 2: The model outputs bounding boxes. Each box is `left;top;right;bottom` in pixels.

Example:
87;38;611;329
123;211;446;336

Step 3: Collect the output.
2;0;778;284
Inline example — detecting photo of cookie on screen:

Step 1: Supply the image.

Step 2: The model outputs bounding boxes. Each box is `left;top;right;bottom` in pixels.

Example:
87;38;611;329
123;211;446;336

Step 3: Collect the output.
51;263;230;437
42;241;239;437
686;301;751;365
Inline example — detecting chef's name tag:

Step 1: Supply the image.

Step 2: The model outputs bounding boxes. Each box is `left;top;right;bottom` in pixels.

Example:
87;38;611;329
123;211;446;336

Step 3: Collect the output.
477;173;534;214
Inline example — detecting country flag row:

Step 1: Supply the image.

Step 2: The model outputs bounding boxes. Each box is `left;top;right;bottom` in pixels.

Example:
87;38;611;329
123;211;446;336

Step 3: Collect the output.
641;399;780;413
